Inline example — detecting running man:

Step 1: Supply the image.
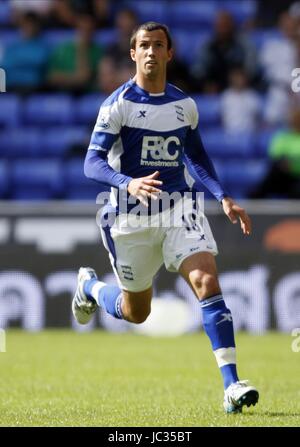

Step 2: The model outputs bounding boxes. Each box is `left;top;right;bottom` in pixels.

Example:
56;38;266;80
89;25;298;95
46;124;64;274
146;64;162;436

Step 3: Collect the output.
72;22;259;413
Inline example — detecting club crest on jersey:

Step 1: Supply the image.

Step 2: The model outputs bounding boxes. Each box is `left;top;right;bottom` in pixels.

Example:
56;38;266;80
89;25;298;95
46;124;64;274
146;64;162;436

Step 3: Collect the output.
174;105;184;122
97;115;110;129
141;136;180;167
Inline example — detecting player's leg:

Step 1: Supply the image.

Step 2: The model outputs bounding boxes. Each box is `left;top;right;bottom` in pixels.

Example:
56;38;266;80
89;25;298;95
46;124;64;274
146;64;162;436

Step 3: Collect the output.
83;275;152;323
121;287;152;323
72;266;153;324
163;199;258;412
179;251;259;412
73;214;162;325
179;251;239;388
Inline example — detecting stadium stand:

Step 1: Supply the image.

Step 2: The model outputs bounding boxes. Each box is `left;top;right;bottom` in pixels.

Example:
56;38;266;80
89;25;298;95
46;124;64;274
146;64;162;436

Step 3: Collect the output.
0;0;296;200
64;157;107;200
0;160;9;198
11;159;63;200
0;94;21;127
23;94;74;125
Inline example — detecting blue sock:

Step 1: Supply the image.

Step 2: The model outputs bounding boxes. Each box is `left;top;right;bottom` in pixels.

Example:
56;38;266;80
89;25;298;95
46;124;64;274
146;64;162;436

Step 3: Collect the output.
84;279;123;319
201;294;239;389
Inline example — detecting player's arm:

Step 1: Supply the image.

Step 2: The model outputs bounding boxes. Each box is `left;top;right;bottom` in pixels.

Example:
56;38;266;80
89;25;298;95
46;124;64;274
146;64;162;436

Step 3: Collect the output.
184;125;227;202
221;196;251;235
184;102;251;235
84;97;134;189
85;143;162;206
84;145;132;189
84;102;162;205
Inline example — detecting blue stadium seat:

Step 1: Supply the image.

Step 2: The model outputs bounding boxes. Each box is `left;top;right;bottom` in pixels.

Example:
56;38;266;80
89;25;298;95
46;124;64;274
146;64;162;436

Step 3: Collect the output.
0;127;41;157
43;29;75;48
43;126;89;157
75;94;106;124
0;160;9;198
255;128;280;158
11;159;63;200
0;126;89;158
0;2;12;25
64;158;105;200
125;1;168;23
0;30;20;47
169;1;217;27
0;94;21;127
201;128;255;158
94;29;118;47
221;159;269;198
193;95;221;127
172;30;211;64
24;94;74;125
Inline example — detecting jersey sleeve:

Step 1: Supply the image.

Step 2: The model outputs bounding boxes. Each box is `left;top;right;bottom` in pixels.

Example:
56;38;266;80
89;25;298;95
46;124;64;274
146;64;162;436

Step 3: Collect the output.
84;99;132;189
184;99;228;202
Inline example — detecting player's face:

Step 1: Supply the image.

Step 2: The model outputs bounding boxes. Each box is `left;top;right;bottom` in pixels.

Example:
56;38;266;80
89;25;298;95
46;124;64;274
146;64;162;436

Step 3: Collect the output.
131;29;173;79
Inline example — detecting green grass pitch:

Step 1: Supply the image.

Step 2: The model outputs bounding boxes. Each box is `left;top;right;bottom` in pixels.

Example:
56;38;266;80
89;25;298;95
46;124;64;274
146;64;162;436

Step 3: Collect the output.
1;330;299;427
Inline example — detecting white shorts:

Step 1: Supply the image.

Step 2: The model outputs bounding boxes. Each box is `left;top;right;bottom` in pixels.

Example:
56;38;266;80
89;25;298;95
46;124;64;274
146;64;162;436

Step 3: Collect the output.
100;197;218;292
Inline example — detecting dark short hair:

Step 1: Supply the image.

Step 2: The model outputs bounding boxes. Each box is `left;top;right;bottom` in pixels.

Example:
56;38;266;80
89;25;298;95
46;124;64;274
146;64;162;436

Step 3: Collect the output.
130;22;172;50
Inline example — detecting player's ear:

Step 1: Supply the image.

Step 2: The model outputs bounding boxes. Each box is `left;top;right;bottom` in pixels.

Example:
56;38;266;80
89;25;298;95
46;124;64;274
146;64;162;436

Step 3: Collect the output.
130;48;136;62
167;48;174;63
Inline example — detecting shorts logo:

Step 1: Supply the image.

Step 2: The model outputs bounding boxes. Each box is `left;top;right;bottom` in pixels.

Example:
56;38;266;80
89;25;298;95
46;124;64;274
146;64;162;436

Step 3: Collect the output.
189;246;200;252
141;136;180;167
120;265;134;281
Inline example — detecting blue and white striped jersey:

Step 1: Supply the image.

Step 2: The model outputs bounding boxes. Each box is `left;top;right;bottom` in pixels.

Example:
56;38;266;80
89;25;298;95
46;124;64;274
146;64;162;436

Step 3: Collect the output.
85;79;227;206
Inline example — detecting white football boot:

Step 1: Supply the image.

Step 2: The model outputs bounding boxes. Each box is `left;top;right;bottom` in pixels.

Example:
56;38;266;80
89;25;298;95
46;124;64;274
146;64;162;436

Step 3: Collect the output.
72;267;98;324
223;380;259;413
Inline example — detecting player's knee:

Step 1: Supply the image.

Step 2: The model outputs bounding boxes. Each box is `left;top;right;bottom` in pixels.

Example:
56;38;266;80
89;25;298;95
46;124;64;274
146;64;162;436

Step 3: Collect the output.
123;303;151;324
190;271;219;299
128;309;150;324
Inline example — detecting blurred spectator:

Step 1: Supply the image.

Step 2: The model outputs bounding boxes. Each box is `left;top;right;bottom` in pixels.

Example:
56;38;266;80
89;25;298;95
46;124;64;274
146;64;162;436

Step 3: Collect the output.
263;84;295;127
260;12;298;127
260;12;298;87
167;54;194;93
191;11;258;93
97;56;124;95
289;1;300;23
104;8;138;73
10;0;53;22
251;108;300;198
254;0;295;28
47;14;104;93
221;68;261;133
1;12;49;92
96;7;138;93
52;0;111;28
166;42;194;93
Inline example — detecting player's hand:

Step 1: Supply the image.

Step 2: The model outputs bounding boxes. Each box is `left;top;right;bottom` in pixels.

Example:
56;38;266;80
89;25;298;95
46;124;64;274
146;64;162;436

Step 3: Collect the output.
221;197;252;235
127;171;163;207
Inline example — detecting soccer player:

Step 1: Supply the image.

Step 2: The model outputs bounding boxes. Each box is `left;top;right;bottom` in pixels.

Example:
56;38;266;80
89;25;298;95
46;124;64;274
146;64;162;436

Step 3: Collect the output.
72;22;259;413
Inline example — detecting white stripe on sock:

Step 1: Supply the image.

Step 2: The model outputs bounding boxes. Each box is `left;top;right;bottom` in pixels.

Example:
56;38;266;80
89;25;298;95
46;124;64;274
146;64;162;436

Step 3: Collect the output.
91;281;106;305
200;294;223;307
201;298;224;308
213;347;236;368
